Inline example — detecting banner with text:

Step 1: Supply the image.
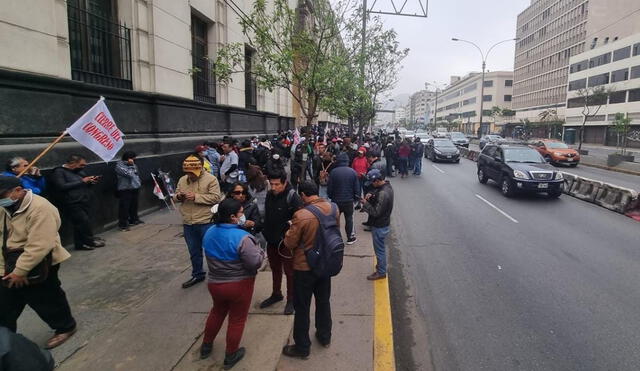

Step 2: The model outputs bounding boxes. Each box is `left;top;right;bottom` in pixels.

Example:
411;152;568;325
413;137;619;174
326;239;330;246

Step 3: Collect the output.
67;98;124;162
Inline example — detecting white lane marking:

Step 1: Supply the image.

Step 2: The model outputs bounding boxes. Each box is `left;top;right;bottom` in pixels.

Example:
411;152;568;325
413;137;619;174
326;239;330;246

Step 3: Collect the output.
498;265;502;270
475;194;519;224
432;165;445;174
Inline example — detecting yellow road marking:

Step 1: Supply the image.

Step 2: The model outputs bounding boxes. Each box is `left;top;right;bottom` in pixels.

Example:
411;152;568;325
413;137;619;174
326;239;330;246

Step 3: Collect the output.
374;258;396;371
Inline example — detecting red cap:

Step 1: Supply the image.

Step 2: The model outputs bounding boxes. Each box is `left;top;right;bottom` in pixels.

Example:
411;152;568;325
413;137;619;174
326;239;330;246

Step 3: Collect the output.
195;145;207;152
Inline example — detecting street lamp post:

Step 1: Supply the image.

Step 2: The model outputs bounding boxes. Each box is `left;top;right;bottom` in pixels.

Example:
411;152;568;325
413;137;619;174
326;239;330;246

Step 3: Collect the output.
451;37;517;136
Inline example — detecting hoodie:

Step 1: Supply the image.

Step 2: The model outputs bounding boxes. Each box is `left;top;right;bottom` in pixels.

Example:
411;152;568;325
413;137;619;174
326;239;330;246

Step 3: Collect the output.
327;152;360;203
352;147;369;178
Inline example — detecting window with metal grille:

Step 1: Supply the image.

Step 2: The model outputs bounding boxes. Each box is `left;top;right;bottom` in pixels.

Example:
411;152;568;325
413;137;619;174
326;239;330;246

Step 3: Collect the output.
245;46;257;110
191;15;216;104
67;0;132;89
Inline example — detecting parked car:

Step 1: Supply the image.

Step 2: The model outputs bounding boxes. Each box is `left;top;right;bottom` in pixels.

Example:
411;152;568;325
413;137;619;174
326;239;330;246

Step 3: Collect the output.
530;140;580;167
447;132;470;147
477;144;564;198
479;135;506;150
425;138;460;163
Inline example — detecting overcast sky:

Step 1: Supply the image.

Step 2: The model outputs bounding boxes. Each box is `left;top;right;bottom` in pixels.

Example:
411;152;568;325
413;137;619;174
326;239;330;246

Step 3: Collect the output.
372;0;531;98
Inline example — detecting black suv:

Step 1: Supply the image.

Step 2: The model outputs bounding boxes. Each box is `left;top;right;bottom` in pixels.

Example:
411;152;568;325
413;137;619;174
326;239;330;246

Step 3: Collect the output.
477;144;564;198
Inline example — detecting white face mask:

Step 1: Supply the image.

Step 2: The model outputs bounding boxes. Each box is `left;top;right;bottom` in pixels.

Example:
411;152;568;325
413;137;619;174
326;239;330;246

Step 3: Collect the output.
273;154;280;160
237;214;247;226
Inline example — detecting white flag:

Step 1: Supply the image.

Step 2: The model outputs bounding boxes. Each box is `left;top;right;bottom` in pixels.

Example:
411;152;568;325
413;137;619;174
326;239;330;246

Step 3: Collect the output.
66;98;124;162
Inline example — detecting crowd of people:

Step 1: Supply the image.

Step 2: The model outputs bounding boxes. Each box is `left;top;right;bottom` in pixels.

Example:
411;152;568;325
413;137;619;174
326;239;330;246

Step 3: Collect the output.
0;127;416;369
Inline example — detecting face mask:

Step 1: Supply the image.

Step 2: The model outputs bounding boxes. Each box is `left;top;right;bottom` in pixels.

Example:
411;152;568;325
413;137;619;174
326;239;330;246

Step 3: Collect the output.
273;154;280;160
0;197;17;208
237;214;246;226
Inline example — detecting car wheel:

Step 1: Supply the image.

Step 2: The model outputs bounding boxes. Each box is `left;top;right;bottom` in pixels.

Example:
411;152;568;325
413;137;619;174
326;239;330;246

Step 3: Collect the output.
455;159;460;163
548;190;562;199
477;168;488;184
501;177;515;197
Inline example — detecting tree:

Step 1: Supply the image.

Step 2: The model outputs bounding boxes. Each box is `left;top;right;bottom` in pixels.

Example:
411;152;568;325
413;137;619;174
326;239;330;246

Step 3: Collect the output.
213;0;353;129
612;112;632;155
574;86;614;151
538;108;563;140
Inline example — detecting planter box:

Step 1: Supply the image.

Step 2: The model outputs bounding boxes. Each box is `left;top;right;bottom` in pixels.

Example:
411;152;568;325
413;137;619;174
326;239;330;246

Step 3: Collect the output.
607;153;635;167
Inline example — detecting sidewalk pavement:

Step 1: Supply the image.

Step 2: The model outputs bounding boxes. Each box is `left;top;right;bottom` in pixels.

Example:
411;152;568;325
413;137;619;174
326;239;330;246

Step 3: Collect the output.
18;207;393;370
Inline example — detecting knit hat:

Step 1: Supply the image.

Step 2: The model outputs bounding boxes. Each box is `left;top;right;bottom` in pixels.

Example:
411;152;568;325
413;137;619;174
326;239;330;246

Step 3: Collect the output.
0;175;21;194
182;155;203;176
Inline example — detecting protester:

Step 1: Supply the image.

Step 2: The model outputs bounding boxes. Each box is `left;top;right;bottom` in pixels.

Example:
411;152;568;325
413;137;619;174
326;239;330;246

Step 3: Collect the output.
246;165;269;219
397;140;411;178
51;154;105;251
228;182;262;236
219;142;240;193
174;155;222;289
361;169;394;280
290;145;305;191
281;181;337;359
0;176;77;349
115;151;143;231
3;157;46;195
327;152;359;244
265;152;285;178
0;327;55;370
318;151;335;199
412;137;425;175
205;142;222;179
196;145;214;175
261;171;302;314
238;140;257;173
200;198;265;369
254;139;271;170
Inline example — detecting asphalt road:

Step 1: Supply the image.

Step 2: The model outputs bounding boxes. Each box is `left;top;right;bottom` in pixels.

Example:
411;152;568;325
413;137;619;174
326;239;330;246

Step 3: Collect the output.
467;144;640;191
390;157;640;371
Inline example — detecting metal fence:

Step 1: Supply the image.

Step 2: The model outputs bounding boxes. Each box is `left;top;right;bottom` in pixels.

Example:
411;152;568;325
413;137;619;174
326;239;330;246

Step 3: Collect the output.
68;4;132;89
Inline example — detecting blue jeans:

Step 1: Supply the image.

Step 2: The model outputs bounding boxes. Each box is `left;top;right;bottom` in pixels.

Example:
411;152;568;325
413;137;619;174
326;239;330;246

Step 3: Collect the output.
319;185;328;199
413;157;423;175
372;226;390;275
183;223;213;279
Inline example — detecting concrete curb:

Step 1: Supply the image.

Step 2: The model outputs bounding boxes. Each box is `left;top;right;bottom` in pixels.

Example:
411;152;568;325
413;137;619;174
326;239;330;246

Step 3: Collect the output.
374;262;396;371
578;161;640;177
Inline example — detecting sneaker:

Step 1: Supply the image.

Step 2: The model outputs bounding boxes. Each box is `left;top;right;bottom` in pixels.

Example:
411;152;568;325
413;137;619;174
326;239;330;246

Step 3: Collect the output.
259;294;284;309
119;226;130;232
284;301;294;315
200;343;213;359
367;272;387;281
282;345;309;359
223;347;246;370
86;240;105;248
346;237;357;245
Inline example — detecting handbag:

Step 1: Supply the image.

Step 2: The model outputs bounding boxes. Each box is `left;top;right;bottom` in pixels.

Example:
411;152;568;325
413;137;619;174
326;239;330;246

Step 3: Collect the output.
2;214;52;287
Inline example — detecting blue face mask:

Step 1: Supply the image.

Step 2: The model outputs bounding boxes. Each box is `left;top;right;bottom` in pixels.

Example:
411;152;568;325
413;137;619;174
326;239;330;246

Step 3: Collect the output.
0;197;17;208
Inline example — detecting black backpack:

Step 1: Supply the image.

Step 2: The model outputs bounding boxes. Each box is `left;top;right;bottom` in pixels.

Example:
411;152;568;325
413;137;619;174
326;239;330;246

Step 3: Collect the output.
304;203;344;278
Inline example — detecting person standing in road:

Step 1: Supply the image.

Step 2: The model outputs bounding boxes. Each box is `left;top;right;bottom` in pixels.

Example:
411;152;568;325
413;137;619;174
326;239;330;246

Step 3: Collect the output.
383;143;396;178
0;176;77;350
174;155;222;289
2;157;46;195
260;171;302;315
281;181;337;359
327;153;359;245
361;169;394;280
397;140;411;178
115;151;143;231
219;141;240;193
199;198;265;368
50;154;105;251
412;137;425;176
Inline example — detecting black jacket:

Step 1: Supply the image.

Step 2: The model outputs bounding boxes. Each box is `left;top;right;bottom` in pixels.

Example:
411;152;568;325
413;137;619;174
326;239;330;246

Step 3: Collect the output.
50;166;93;205
0;327;54;371
263;184;303;244
363;182;394;228
242;196;263;235
327;152;360;203
265;158;285;178
238;148;256;171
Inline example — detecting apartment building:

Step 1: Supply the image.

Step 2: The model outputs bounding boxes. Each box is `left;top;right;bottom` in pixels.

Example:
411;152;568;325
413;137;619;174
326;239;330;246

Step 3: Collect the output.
565;32;640;148
427;72;514;135
513;0;640;123
407;90;436;125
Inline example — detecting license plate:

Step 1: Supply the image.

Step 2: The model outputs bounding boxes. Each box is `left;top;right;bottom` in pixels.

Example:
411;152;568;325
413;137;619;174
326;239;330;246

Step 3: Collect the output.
538;183;549;189
447;156;451;158
567;158;573;162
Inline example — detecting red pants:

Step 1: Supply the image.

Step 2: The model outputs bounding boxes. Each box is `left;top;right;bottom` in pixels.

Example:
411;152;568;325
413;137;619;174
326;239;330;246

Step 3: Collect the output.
267;243;294;300
203;278;255;354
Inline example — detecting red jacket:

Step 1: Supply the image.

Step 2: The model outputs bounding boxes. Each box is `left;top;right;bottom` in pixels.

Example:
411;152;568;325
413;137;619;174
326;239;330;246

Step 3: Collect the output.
352;147;369;178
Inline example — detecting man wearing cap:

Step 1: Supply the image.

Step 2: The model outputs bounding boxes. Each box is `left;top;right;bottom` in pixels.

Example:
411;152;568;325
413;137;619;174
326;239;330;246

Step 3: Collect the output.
175;156;222;289
361;169;394;281
0;176;77;349
219;142;240;193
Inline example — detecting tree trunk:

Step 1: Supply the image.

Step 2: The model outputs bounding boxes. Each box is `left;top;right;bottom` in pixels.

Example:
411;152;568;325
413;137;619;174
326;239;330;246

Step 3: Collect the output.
578;115;587;152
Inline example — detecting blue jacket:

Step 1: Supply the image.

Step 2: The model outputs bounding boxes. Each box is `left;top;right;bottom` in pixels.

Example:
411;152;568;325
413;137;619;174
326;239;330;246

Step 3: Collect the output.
203;224;265;283
1;171;45;195
327;152;360;203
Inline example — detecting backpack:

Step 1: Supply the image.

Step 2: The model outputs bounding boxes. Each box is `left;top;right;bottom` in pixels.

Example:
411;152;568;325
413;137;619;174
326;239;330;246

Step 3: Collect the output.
303;203;344;278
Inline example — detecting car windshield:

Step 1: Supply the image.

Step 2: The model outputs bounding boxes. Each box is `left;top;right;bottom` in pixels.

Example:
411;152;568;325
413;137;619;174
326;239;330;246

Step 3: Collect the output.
546;142;569;149
504;148;544;163
450;133;465;139
488;135;503;140
434;140;456;148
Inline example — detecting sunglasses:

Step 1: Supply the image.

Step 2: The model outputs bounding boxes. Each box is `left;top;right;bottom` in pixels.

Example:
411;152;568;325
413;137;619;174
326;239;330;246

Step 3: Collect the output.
231;191;247;195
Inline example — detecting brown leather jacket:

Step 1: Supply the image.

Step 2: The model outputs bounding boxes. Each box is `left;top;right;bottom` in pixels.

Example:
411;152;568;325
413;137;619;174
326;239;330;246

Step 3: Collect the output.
284;198;339;271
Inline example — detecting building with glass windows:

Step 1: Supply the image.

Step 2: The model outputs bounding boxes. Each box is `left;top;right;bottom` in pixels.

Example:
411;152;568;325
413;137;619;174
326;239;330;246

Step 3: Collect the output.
565;32;640;147
426;72;514;136
513;0;640;124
